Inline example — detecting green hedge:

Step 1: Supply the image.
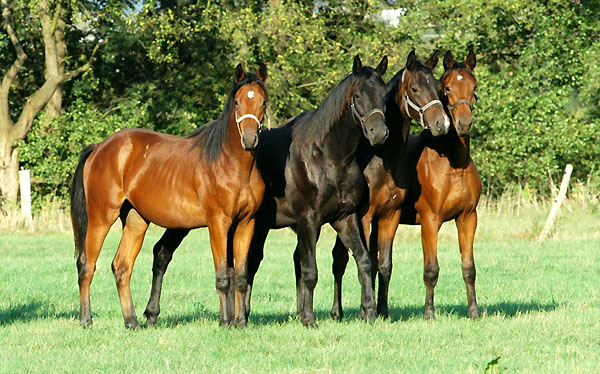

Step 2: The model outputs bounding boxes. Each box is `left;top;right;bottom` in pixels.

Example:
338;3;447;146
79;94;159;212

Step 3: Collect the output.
18;0;600;204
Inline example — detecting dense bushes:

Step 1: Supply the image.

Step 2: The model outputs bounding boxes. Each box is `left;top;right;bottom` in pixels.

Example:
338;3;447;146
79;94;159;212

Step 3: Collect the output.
15;0;600;204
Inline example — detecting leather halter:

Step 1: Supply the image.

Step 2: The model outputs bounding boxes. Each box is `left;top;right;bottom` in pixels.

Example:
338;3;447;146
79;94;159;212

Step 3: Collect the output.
235;110;270;145
402;70;443;129
350;97;385;138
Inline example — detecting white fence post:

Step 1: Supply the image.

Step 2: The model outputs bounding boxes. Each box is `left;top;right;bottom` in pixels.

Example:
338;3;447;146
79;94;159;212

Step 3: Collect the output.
538;164;573;241
19;168;33;227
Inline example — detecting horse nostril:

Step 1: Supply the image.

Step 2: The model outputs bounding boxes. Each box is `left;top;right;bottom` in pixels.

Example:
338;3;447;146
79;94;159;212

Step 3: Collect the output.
435;121;442;132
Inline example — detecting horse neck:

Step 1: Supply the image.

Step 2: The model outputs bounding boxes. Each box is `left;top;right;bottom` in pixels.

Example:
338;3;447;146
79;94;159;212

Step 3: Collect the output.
224;112;255;167
429;126;471;169
325;109;363;162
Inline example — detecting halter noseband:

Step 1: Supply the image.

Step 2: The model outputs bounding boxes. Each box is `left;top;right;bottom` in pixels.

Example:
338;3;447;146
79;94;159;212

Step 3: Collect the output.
350;97;385;138
235;110;270;145
445;96;477;123
402;70;443;129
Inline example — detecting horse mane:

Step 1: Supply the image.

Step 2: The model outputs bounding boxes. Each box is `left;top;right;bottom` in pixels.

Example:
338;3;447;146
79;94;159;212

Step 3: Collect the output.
292;68;377;145
188;72;267;162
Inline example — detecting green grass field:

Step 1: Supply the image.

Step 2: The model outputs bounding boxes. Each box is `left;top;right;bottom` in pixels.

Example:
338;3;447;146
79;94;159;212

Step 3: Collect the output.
0;207;599;373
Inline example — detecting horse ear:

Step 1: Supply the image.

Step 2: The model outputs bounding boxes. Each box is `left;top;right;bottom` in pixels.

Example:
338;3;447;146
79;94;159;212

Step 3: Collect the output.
406;50;416;71
375;55;388;76
443;50;455;71
257;62;268;82
352;55;362;75
425;49;441;69
465;49;477;71
234;63;245;84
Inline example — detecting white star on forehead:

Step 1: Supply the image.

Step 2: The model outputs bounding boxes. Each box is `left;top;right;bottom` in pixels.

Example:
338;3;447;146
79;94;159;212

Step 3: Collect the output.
457;75;463;80
247;90;255;99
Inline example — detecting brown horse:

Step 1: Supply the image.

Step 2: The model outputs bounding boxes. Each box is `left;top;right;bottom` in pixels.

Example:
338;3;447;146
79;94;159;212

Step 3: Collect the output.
331;50;481;320
70;64;268;329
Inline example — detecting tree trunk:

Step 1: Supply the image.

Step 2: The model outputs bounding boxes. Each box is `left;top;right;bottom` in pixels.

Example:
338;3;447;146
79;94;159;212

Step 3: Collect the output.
0;0;103;205
44;12;66;118
0;134;19;204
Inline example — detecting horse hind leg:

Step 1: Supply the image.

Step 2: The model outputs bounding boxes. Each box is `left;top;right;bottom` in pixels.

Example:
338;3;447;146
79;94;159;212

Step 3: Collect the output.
143;228;189;326
331;214;377;323
330;235;349;321
112;207;149;329
456;211;480;318
78;215;115;327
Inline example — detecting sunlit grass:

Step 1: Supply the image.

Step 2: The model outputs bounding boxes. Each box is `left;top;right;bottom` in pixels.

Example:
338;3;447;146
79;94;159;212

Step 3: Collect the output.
0;205;599;373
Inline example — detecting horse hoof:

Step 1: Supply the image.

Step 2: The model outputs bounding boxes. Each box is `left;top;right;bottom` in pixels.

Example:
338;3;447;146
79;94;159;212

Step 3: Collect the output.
301;314;316;327
377;306;389;319
423;309;435;320
80;318;92;328
468;305;481;319
360;306;377;323
124;319;140;330
330;309;343;322
219;320;232;328
233;317;247;329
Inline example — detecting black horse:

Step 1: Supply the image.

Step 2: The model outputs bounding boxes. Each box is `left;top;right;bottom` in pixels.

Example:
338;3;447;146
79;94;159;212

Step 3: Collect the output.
143;56;389;327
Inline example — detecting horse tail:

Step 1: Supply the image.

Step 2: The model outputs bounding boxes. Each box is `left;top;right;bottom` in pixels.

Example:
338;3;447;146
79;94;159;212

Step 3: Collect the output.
71;144;95;259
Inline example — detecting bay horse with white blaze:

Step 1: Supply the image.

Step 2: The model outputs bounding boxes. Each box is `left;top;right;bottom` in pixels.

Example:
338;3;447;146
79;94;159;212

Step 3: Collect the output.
146;56;390;327
331;50;481;320
71;63;268;328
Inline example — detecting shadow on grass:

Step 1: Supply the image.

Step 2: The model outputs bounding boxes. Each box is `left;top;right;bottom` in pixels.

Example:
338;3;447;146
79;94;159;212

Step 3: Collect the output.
156;300;560;327
0;301;76;326
0;299;560;327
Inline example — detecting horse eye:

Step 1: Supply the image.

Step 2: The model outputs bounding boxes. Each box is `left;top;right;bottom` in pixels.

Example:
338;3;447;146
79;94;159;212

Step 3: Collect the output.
411;87;417;93
354;94;360;99
235;100;239;106
445;87;450;92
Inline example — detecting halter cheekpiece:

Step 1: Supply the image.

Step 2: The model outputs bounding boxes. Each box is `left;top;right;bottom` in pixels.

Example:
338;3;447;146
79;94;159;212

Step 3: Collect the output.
402;69;444;130
350;97;385;138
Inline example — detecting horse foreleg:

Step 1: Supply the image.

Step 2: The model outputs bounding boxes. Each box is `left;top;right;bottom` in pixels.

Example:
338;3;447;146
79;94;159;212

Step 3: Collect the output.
78;217;114;327
295;216;321;327
376;212;400;318
420;213;441;319
231;218;256;328
112;209;149;329
456;211;480;318
330;236;349;321
332;214;377;323
208;217;233;327
143;229;189;325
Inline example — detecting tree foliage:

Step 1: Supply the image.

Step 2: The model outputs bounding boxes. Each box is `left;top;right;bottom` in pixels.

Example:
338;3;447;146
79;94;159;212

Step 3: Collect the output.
10;0;600;204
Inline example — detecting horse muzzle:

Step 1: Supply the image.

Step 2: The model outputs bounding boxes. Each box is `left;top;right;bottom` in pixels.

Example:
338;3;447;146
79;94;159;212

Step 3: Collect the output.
241;132;259;151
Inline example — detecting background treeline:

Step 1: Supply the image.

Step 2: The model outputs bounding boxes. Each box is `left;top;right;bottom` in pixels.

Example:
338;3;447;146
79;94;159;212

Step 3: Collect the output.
5;0;599;206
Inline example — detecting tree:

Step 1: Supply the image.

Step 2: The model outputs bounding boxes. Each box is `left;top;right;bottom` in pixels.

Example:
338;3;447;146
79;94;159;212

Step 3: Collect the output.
0;0;103;204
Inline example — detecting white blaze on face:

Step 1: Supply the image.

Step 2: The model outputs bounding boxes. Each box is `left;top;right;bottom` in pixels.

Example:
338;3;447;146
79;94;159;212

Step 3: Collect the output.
457;75;463;81
247;90;255;99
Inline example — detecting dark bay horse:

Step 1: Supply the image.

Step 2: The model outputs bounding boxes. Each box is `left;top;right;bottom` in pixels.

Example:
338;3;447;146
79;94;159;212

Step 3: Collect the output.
331;50;481;320
146;56;390;327
70;64;269;328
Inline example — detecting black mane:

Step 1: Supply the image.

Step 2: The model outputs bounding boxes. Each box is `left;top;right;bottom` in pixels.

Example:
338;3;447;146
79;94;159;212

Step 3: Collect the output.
189;72;267;162
292;67;379;145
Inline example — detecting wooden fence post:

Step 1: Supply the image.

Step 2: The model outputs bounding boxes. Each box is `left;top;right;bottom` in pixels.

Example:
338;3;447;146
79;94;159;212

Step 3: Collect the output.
538;164;573;241
19;168;33;228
